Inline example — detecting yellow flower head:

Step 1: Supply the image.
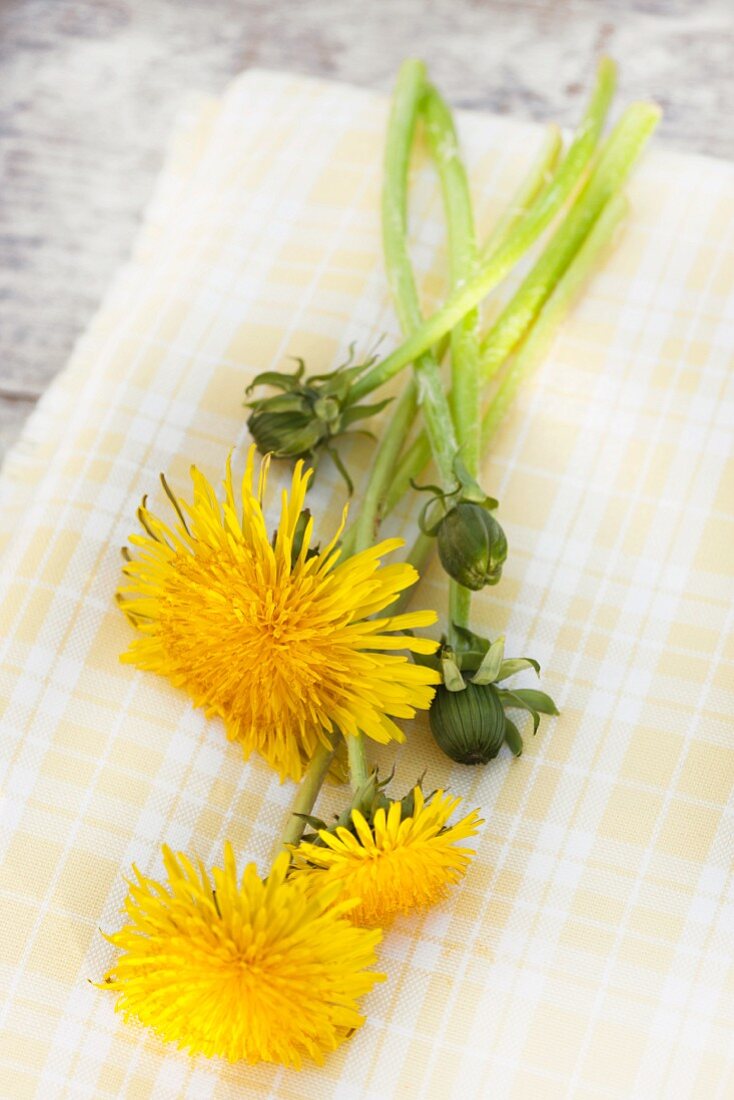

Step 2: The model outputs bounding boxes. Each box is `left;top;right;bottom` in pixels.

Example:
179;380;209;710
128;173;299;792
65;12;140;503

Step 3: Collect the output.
118;445;440;781
292;787;482;927
102;845;383;1067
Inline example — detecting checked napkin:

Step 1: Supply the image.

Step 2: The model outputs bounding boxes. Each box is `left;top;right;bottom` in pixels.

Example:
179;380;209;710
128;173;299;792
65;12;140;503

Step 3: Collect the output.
0;69;733;1099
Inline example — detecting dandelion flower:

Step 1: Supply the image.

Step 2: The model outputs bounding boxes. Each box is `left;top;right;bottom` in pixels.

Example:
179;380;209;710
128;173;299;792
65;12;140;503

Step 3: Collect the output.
118;445;439;781
102;845;383;1066
293;787;481;927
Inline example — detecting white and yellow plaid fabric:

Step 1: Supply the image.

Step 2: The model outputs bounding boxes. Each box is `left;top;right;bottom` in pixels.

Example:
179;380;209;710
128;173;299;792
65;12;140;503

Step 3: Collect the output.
1;70;732;1099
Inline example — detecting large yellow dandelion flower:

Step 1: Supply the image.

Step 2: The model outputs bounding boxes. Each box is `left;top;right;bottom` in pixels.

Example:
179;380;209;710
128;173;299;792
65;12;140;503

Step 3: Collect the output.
102;845;383;1066
292;787;482;927
118;445;440;781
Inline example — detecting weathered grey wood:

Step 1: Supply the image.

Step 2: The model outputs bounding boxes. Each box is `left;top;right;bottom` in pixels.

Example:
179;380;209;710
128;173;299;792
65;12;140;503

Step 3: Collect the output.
1;0;733;458
0;394;35;457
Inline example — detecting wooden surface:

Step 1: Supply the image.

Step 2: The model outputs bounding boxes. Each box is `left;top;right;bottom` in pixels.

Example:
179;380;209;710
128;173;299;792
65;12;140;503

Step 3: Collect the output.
1;0;733;459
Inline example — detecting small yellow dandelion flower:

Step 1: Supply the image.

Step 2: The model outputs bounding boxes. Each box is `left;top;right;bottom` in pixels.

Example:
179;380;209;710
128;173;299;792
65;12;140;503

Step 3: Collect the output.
118;445;439;781
293;787;482;927
101;845;383;1067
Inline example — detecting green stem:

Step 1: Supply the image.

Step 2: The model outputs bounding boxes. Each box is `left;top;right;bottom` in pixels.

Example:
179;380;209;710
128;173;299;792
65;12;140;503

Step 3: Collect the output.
350;57;617;403
382;430;431;519
342;62;431;792
480;101;661;381
448;582;471;634
384;195;628;621
382;58;458;490
483;191;629;443
380;98;659;514
347;728;371;792
344;60;469;788
423;85;481;472
352;382;418;549
341;59;457;791
387;193;629;622
341;74;655;788
278;738;336;849
423;84;480;638
338;521;357;560
482;123;562;257
384;529;435;616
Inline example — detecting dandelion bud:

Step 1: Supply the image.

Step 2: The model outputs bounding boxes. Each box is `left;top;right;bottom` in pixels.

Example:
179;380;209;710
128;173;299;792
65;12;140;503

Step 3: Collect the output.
436;502;508;590
247;403;326;459
429;680;506;764
244;349;390;487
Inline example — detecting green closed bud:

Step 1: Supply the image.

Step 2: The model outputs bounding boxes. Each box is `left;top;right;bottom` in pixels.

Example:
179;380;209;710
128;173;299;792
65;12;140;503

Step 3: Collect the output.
247;405;327;459
244;349;391;489
429;680;506;764
420;632;557;768
436;502;508;590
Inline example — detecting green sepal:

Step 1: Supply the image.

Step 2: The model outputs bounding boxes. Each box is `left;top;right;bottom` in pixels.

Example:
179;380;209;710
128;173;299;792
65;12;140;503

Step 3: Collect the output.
508;688;559;715
298;769;433;851
497;689;540;734
340;396;393;426
245;363;306;394
411;646;441;672
451;624;490;655
504;717;524;756
472;635;506;684
453;454;498;509
452;454;486;504
440;647;467;692
496;657;541;681
247;392;309;415
412;461;500;543
310;344;380;395
325;444;354;496
417;491;450;537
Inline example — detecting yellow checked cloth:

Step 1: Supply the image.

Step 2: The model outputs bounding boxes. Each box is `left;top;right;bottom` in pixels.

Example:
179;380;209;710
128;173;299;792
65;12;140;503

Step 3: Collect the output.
1;70;733;1099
